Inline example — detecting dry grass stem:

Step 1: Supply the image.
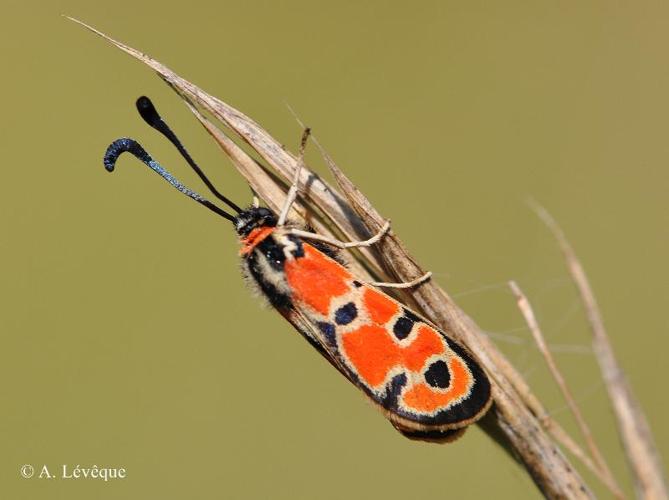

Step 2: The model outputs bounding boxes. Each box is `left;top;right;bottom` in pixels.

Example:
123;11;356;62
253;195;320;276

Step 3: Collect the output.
509;280;622;498
478;323;608;484
529;201;668;499
69;17;666;498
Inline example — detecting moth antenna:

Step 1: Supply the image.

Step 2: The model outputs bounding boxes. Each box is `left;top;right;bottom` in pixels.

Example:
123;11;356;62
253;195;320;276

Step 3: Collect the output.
135;96;243;214
103;138;236;223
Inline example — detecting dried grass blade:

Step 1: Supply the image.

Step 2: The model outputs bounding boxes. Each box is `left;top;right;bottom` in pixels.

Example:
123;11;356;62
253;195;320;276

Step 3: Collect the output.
530;201;667;500
510;281;622;498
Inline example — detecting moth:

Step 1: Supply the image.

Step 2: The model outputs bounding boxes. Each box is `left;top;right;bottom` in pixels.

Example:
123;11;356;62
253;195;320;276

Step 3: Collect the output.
103;96;492;441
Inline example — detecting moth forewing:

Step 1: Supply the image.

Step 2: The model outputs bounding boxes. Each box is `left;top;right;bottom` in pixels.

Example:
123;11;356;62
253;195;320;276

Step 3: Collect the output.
239;222;492;439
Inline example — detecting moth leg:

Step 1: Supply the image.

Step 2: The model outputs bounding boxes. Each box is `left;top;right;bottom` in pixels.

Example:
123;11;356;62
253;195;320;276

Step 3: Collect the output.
251;188;261;208
289;222;429;287
369;271;432;289
277;127;311;226
287;219;391;249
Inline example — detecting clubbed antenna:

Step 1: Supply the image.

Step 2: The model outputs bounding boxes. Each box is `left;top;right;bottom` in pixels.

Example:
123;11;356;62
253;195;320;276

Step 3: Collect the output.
103;138;236;223
136;96;243;214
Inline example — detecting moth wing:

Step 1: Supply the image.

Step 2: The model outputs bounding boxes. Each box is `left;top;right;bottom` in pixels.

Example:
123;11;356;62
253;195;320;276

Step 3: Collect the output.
353;282;493;432
281;301;472;441
278;306;351;377
281;240;491;434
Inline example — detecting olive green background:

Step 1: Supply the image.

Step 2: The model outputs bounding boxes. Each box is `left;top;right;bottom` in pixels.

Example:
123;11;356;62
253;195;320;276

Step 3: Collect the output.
1;1;667;498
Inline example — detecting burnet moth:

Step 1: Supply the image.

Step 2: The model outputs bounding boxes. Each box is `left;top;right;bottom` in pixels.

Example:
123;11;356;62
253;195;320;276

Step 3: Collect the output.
103;96;492;441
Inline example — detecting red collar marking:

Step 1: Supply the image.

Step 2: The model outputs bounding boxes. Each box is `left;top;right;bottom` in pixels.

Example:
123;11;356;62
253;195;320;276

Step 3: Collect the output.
240;226;275;255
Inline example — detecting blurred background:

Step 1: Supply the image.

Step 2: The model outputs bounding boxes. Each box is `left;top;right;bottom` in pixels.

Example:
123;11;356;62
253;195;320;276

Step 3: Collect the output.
1;1;667;498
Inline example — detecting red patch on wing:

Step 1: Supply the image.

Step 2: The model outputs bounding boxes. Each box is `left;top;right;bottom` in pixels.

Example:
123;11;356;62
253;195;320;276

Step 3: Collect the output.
342;322;471;413
285;244;352;316
363;287;400;324
341;324;445;388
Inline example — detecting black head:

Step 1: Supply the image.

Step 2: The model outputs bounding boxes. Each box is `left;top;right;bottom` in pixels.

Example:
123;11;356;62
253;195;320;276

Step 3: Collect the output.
234;207;277;237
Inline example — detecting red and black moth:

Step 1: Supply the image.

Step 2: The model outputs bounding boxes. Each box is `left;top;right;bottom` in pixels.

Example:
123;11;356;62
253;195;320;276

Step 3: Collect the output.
103;97;492;440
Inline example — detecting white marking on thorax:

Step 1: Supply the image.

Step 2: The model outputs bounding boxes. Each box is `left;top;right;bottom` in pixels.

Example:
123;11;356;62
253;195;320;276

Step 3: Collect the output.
274;231;299;262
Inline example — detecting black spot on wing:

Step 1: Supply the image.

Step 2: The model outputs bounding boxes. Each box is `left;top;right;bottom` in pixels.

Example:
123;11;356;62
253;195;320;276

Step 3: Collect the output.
393;308;422;340
335;302;357;325
425;360;450;388
381;373;407;408
316;321;337;346
393;316;414;340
